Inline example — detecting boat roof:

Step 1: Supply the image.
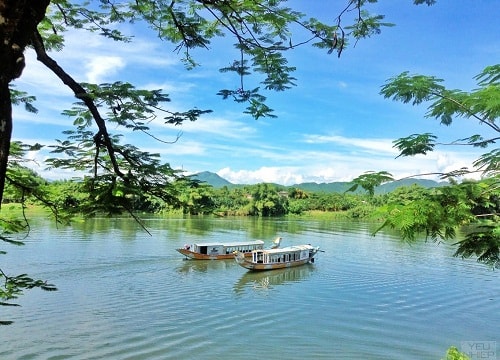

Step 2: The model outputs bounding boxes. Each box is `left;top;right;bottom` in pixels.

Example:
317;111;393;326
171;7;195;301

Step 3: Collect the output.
257;244;314;254
193;240;265;247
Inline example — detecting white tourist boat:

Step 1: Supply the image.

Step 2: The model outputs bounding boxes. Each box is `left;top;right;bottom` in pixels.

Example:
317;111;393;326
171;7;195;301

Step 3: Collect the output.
177;237;281;260
234;244;320;271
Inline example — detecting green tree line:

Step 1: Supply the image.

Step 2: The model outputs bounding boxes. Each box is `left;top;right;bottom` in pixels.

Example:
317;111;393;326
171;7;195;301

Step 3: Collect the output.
2;176;362;217
5;175;497;235
1;2;498;342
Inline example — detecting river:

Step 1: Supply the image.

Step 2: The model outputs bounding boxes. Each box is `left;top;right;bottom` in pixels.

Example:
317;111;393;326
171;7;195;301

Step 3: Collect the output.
1;216;498;359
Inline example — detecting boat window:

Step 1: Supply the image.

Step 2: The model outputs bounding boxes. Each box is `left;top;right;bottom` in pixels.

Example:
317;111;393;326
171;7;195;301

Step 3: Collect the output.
253;251;264;263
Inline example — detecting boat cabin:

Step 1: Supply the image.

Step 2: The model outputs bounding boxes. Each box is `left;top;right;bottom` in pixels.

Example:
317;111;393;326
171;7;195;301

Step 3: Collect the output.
251;245;313;264
190;240;265;256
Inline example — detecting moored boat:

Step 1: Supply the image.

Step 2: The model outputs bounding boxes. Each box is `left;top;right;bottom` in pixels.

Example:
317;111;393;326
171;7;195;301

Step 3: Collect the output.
234;244;320;271
177;238;281;260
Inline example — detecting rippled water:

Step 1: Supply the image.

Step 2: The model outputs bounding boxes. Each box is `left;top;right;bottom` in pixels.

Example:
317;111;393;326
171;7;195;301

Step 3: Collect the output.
1;217;498;359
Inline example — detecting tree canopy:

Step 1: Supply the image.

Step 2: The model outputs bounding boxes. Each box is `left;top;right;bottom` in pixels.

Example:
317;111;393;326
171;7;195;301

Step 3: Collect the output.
2;0;440;324
1;0;420;210
350;66;499;268
1;0;498;327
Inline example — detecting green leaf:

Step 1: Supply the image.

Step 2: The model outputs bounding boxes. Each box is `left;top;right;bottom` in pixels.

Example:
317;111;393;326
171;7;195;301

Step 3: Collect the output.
473;149;500;176
393;133;437;157
347;171;393;197
455;222;499;268
380;72;445;105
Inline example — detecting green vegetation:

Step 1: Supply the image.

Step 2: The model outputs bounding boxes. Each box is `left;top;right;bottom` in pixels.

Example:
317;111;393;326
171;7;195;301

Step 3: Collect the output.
442;346;470;360
1;4;498;351
4;175;494;231
2;0;428;323
349;66;499;269
2;175;368;217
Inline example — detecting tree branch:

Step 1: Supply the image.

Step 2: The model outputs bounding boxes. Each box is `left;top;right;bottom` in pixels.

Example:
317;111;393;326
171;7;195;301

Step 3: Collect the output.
428;90;500;133
31;30;126;180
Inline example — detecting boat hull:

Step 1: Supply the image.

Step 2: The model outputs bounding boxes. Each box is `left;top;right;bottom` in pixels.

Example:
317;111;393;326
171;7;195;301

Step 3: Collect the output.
177;248;252;260
235;257;314;271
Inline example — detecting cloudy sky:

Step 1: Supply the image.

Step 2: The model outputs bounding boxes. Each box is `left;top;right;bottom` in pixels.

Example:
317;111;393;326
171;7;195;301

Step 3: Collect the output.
13;0;499;185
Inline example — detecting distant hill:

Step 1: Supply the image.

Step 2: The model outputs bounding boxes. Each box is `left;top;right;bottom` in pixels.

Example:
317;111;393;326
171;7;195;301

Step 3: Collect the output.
190;171;234;188
292;178;446;194
375;178;447;194
191;171;447;193
291;181;353;193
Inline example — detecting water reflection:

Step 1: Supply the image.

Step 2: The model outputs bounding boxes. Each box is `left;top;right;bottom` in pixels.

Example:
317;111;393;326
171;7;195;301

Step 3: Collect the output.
146;215;312;239
176;258;238;274
233;265;315;295
3;217;498;360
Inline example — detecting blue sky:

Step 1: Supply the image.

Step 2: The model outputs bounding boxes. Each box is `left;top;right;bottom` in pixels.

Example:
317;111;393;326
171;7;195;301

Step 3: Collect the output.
13;0;499;185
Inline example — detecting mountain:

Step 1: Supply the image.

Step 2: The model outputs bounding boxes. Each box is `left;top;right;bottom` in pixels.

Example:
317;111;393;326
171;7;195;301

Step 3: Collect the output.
191;171;447;193
375;178;447;194
291;181;353;193
190;171;234;188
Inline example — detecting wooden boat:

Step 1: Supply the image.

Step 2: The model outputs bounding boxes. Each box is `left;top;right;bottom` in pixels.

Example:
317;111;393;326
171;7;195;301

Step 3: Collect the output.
234;244;320;271
177;237;281;260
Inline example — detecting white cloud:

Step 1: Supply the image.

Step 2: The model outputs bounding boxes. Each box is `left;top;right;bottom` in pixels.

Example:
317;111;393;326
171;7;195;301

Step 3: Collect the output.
85;56;125;84
173;117;257;139
142;80;196;94
303;134;397;155
213;144;484;185
61;28;179;69
146;140;206;157
10;3;494;188
17;27;179;94
16;50;74;97
218;167;305;185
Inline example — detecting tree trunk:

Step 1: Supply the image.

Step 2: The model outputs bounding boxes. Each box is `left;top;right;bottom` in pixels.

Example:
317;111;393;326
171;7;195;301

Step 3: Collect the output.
0;80;13;207
0;0;50;206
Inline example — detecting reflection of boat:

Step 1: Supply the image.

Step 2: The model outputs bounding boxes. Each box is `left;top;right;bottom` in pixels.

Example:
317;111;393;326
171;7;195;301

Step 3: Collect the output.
234;265;315;294
177;259;238;274
177;237;281;260
234;244;320;271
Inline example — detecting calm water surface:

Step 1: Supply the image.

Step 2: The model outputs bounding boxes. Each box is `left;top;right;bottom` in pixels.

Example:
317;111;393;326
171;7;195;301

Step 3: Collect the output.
1;216;498;359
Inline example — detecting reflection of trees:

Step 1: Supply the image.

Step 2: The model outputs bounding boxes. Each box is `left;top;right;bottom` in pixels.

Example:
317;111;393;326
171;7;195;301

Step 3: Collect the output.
311;219;379;236
145;216;311;239
147;216;224;236
246;217;309;239
233;265;315;295
64;217;145;240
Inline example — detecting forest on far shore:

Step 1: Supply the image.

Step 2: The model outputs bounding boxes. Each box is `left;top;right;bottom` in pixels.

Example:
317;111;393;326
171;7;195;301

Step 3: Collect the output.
0;169;471;220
